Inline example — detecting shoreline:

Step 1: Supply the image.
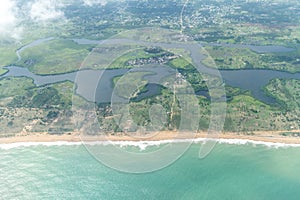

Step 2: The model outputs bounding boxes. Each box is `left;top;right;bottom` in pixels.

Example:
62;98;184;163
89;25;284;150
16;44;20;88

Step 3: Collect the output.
1;130;300;146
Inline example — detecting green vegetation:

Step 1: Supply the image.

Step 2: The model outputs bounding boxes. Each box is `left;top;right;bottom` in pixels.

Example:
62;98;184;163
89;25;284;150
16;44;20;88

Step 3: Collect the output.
1;0;299;135
90;45;300;133
265;79;300;111
0;68;8;76
113;71;153;99
0;45;18;66
281;132;300;137
225;95;278;132
106;47;177;69
95;87;299;133
81;44;139;70
8;81;73;110
202;46;300;73
168;57;191;70
1;42;299;134
168;57;209;92
0;79;75;135
109;48;157;69
0;77;35;99
223;80;299;131
20;39;93;75
96;87;201;132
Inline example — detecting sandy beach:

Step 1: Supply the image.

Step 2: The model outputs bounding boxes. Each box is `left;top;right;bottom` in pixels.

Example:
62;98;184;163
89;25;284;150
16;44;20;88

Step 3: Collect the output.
1;130;300;145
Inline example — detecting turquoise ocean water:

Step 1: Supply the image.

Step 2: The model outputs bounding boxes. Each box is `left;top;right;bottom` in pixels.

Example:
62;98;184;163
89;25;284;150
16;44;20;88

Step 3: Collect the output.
1;141;300;199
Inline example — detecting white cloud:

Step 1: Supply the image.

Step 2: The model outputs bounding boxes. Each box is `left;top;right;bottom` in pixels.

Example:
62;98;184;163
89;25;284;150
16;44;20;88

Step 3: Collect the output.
30;0;64;22
0;0;22;40
83;0;108;6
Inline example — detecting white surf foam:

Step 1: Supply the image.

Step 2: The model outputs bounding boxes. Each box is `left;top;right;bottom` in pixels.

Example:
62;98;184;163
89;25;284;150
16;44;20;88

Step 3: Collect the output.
80;138;300;150
194;138;300;149
1;138;300;150
0;141;82;150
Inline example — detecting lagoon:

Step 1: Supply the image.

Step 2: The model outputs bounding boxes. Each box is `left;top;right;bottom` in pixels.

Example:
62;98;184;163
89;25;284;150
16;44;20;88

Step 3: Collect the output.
1;65;299;104
1;37;299;104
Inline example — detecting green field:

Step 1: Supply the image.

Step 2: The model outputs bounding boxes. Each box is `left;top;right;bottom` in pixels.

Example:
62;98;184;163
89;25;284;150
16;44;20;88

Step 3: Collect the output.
0;77;35;99
0;45;18;67
0;78;76;135
0;68;8;76
0;0;299;135
19;39;93;75
265;78;300;111
202;46;300;73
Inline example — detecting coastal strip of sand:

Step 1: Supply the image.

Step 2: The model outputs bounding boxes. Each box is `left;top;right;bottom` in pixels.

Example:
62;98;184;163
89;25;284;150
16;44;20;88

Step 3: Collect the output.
0;130;300;145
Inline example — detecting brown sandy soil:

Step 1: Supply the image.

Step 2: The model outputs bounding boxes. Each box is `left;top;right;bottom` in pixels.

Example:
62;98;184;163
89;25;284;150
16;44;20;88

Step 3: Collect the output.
0;130;300;144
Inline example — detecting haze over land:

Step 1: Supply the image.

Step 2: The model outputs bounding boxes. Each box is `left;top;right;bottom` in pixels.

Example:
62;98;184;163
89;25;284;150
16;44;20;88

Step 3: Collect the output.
0;0;299;139
1;1;300;199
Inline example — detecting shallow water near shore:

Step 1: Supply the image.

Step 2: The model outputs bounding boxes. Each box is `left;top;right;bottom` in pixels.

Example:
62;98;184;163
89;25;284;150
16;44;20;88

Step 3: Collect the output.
1;142;300;199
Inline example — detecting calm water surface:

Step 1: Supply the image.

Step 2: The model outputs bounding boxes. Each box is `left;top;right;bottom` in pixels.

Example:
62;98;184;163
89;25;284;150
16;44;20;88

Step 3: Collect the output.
1;38;299;104
2;65;299;104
